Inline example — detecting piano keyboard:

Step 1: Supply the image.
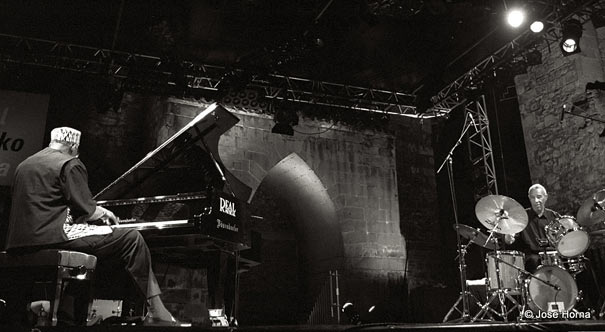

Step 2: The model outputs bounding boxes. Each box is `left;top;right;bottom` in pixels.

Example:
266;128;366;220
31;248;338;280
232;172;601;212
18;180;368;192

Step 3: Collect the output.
112;219;190;229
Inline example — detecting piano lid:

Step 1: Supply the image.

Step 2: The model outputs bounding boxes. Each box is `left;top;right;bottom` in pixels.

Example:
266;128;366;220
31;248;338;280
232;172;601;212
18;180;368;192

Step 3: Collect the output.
94;103;251;202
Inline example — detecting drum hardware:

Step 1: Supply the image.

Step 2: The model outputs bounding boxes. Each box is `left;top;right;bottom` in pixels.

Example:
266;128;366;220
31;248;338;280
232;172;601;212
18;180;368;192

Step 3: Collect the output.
577;189;605;227
561;256;587;275
439;112;484;323
468;195;529;322
525;265;578;314
453;224;498;250
539;250;562;268
544;216;590;258
444;225;491;322
472;250;525;322
484;256;570;318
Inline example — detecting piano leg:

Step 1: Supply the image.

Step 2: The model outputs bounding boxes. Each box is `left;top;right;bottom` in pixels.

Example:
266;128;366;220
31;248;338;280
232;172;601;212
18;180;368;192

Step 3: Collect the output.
206;250;240;325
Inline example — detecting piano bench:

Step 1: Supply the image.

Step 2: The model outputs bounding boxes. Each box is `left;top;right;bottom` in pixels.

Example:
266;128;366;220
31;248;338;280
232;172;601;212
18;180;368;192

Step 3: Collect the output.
0;249;97;326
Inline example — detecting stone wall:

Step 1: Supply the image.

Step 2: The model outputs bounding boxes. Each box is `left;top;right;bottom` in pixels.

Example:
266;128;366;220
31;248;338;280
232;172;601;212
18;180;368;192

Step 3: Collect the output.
515;21;605;215
392;117;443;290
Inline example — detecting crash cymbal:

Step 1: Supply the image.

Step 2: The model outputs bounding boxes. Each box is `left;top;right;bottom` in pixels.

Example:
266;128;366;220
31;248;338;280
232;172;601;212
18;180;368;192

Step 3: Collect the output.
453;224;498;250
475;195;528;235
577;189;605;226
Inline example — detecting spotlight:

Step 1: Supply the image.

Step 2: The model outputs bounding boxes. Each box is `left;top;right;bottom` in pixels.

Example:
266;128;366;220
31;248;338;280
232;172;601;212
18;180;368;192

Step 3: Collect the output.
271;106;298;136
507;9;525;28
560;19;583;56
530;20;544;33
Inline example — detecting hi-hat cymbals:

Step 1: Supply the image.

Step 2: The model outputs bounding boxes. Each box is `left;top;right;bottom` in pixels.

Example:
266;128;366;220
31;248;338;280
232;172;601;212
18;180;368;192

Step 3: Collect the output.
577;189;605;226
453;224;498;250
475;195;528;235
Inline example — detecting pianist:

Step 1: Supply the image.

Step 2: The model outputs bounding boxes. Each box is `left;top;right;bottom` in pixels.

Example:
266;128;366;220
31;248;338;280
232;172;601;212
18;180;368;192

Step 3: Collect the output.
4;127;180;326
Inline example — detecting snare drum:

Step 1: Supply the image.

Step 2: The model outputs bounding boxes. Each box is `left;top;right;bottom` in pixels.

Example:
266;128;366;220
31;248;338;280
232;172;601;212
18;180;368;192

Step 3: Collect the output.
539;250;562;267
526;265;578;313
545;215;590;257
486;251;524;294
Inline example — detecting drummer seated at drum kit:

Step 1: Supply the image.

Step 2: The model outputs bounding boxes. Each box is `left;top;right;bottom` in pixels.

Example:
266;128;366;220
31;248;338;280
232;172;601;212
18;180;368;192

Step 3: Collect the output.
495;184;599;315
504;184;590;273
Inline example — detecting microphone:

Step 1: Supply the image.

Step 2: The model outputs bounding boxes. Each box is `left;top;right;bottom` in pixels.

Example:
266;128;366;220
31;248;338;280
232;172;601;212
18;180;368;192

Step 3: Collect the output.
560;104;566;123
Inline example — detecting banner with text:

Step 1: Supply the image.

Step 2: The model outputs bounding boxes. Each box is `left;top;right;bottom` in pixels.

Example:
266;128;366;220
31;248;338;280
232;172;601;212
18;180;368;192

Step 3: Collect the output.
0;90;49;186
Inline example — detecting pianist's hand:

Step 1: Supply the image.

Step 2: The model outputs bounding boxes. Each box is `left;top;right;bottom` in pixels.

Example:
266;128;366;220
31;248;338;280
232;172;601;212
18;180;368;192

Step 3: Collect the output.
100;207;119;226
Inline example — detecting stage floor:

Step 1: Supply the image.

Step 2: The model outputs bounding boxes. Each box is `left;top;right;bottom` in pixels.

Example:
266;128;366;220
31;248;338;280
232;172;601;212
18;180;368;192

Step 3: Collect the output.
4;320;605;332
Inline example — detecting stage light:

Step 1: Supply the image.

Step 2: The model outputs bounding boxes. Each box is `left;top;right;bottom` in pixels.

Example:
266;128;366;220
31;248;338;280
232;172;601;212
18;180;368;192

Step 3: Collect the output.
271;105;298;136
530;20;544;33
560;19;583;56
507;9;525;28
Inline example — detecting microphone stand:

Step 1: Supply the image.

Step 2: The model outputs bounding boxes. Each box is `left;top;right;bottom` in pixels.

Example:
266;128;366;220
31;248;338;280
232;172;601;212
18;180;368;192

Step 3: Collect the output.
561;104;605;136
440;112;478;323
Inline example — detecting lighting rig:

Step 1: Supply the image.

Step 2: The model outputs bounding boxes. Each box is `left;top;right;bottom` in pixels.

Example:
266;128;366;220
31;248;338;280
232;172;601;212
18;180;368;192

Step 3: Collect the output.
0;33;429;118
431;0;605;114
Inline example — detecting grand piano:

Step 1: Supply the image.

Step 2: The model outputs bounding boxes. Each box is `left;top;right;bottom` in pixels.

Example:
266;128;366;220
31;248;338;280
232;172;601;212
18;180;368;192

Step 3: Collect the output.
94;103;259;319
95;103;252;251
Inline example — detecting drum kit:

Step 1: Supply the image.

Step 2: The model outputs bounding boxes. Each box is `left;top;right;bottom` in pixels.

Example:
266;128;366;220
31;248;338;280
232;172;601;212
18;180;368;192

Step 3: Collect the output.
444;190;605;323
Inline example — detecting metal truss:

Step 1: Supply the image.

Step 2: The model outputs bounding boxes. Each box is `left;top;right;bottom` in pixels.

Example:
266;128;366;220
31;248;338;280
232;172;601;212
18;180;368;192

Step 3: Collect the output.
0;33;439;118
466;95;498;197
432;0;605;113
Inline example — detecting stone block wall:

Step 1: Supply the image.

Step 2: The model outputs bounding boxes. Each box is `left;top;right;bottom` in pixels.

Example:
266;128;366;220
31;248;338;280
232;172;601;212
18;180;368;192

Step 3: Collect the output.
392;117;443;290
514;21;605;215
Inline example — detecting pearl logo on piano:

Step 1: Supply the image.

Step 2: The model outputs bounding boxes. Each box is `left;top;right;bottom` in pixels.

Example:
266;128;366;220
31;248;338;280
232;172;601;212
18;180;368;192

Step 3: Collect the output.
219;197;237;217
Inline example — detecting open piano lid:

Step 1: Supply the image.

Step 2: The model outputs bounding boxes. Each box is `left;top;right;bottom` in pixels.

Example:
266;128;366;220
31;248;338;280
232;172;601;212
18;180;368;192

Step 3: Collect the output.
94;103;251;202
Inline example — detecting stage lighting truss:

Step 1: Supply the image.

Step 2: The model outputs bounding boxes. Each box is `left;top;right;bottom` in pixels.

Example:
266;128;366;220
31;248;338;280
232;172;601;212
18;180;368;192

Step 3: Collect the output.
431;0;604;113
0;33;446;119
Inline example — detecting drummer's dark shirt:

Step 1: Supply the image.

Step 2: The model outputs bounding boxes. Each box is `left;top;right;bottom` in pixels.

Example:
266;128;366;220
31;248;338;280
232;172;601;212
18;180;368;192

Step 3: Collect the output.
517;207;560;253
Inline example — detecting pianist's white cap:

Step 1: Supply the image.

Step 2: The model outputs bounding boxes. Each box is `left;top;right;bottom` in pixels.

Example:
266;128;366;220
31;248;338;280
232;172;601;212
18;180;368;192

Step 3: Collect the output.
50;127;81;146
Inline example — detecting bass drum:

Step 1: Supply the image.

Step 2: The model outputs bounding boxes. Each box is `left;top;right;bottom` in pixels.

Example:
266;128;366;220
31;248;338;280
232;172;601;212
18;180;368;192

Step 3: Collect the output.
526;265;578;313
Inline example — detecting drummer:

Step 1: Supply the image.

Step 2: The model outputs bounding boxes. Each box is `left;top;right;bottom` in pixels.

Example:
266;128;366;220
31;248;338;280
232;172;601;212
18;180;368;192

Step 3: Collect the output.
505;183;561;272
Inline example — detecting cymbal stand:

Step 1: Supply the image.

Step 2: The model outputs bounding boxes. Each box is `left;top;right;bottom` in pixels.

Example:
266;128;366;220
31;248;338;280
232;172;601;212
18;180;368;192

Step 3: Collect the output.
444;236;488;322
439;112;477;323
472;221;521;322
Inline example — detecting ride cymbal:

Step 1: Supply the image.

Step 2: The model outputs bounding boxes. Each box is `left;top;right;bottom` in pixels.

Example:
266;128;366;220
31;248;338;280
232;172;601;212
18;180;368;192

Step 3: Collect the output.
475;195;528;235
453;224;498;250
577;189;605;227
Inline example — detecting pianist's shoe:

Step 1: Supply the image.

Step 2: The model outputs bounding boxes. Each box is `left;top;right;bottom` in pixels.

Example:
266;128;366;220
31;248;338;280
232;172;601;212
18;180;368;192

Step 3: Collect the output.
143;312;191;327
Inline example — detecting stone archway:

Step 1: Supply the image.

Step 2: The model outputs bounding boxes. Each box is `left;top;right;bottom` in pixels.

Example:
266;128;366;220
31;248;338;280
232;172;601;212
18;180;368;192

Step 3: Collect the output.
260;153;344;275
238;153;344;324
